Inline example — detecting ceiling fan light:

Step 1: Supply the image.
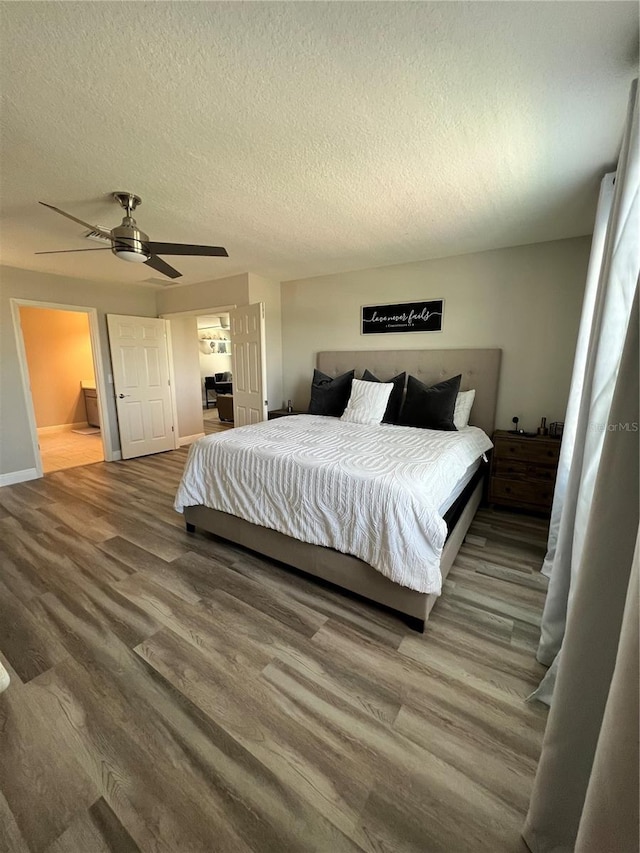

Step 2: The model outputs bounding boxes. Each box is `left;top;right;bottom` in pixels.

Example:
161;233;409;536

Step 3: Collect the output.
114;248;149;263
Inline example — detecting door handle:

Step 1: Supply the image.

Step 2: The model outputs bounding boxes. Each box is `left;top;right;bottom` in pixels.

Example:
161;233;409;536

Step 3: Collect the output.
118;393;130;399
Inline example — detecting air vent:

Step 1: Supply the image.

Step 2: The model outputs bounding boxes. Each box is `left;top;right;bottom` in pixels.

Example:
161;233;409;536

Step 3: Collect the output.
144;277;175;287
83;229;111;244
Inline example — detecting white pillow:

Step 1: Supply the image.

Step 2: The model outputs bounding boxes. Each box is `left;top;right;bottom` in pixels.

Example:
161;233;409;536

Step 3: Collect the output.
341;378;393;425
453;389;476;429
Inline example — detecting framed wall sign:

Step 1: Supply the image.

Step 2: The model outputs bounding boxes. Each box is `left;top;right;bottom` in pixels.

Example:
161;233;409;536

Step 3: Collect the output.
361;299;444;335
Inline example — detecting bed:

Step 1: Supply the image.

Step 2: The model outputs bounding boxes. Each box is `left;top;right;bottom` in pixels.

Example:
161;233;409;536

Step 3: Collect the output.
177;348;501;630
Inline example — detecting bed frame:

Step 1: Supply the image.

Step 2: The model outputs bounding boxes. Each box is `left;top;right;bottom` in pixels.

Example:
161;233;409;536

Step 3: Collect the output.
185;348;502;631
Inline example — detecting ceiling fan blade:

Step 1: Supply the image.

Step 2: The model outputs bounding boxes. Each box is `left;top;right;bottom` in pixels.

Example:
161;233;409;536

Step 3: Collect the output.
35;247;113;255
146;241;228;257
39;202;112;239
144;255;182;279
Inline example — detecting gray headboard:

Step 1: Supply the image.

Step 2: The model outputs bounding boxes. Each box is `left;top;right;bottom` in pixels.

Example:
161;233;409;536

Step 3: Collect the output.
317;348;502;436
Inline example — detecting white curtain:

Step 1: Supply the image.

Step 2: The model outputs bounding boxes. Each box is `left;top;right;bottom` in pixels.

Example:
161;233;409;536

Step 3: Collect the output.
523;286;638;852
532;79;639;702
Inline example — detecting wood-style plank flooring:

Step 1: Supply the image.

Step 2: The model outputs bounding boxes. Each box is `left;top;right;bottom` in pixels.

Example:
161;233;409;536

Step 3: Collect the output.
202;406;233;435
0;449;549;853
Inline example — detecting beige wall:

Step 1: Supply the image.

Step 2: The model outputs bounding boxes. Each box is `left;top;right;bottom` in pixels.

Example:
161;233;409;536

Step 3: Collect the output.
169;316;204;441
0;265;158;477
158;273;283;414
156;273;249;315
1;236;590;480
248;273;284;410
158;275;249;440
281;236;590;431
20;307;96;428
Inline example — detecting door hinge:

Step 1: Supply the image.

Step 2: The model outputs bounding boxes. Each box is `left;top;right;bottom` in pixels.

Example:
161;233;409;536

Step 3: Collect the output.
171;426;174;432
167;379;171;386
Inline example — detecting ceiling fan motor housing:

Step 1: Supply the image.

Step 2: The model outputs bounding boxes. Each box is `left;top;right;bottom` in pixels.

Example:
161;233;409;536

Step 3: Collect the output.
111;221;150;263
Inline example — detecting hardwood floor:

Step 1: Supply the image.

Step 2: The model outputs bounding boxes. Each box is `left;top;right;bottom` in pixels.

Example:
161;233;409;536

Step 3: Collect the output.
202;406;233;435
0;449;549;853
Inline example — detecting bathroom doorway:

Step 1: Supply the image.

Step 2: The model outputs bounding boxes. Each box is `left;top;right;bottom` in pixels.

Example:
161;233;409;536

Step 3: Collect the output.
13;302;110;474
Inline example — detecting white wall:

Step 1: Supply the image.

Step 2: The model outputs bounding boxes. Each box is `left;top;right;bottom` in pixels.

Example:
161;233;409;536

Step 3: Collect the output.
281;236;590;431
0;265;158;477
248;273;284;410
199;349;233;386
198;324;232;392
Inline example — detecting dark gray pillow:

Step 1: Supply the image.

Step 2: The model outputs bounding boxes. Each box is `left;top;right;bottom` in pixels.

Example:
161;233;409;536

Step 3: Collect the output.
362;370;406;423
398;374;461;431
308;369;355;417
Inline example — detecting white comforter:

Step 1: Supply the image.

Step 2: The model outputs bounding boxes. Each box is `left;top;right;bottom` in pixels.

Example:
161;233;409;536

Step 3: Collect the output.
175;415;493;594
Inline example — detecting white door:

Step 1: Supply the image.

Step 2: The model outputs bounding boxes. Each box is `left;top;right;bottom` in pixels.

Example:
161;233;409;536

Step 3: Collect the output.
230;302;267;426
107;314;175;459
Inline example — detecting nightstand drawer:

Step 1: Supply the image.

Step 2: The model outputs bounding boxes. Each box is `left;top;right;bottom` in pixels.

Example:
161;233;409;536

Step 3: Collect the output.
490;476;554;509
493;437;560;465
490;430;561;515
494;459;557;482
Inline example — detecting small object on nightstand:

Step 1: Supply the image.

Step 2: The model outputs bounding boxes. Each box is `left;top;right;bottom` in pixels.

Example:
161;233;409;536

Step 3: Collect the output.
510;415;536;437
537;417;548;436
287;399;293;413
549;421;564;438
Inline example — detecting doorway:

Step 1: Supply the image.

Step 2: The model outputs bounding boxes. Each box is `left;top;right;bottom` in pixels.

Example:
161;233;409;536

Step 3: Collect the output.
197;313;233;434
12;300;113;476
161;302;268;442
160;304;236;445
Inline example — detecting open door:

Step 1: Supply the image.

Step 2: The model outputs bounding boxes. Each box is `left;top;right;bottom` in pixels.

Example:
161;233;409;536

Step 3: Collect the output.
230;303;267;426
107;314;175;459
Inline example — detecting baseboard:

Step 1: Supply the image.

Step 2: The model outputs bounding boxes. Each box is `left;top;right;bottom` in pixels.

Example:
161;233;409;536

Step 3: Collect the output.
37;422;89;435
179;433;205;447
0;468;40;487
111;450;122;461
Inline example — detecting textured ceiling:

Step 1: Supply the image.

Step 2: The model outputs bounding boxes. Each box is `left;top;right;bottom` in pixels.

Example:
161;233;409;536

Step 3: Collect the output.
0;1;637;287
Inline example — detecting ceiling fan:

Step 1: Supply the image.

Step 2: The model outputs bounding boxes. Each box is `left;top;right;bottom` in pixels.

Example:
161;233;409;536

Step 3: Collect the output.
36;192;228;279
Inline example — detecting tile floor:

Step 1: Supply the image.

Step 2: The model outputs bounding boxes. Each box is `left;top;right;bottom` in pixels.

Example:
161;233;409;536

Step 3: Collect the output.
39;410;230;472
38;429;104;474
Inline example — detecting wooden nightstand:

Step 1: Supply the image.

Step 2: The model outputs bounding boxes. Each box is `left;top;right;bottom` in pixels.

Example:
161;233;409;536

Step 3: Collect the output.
268;408;305;420
489;430;561;515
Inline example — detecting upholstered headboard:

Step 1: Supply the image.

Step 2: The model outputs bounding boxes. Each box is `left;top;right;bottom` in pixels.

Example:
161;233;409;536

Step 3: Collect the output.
317;348;502;436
